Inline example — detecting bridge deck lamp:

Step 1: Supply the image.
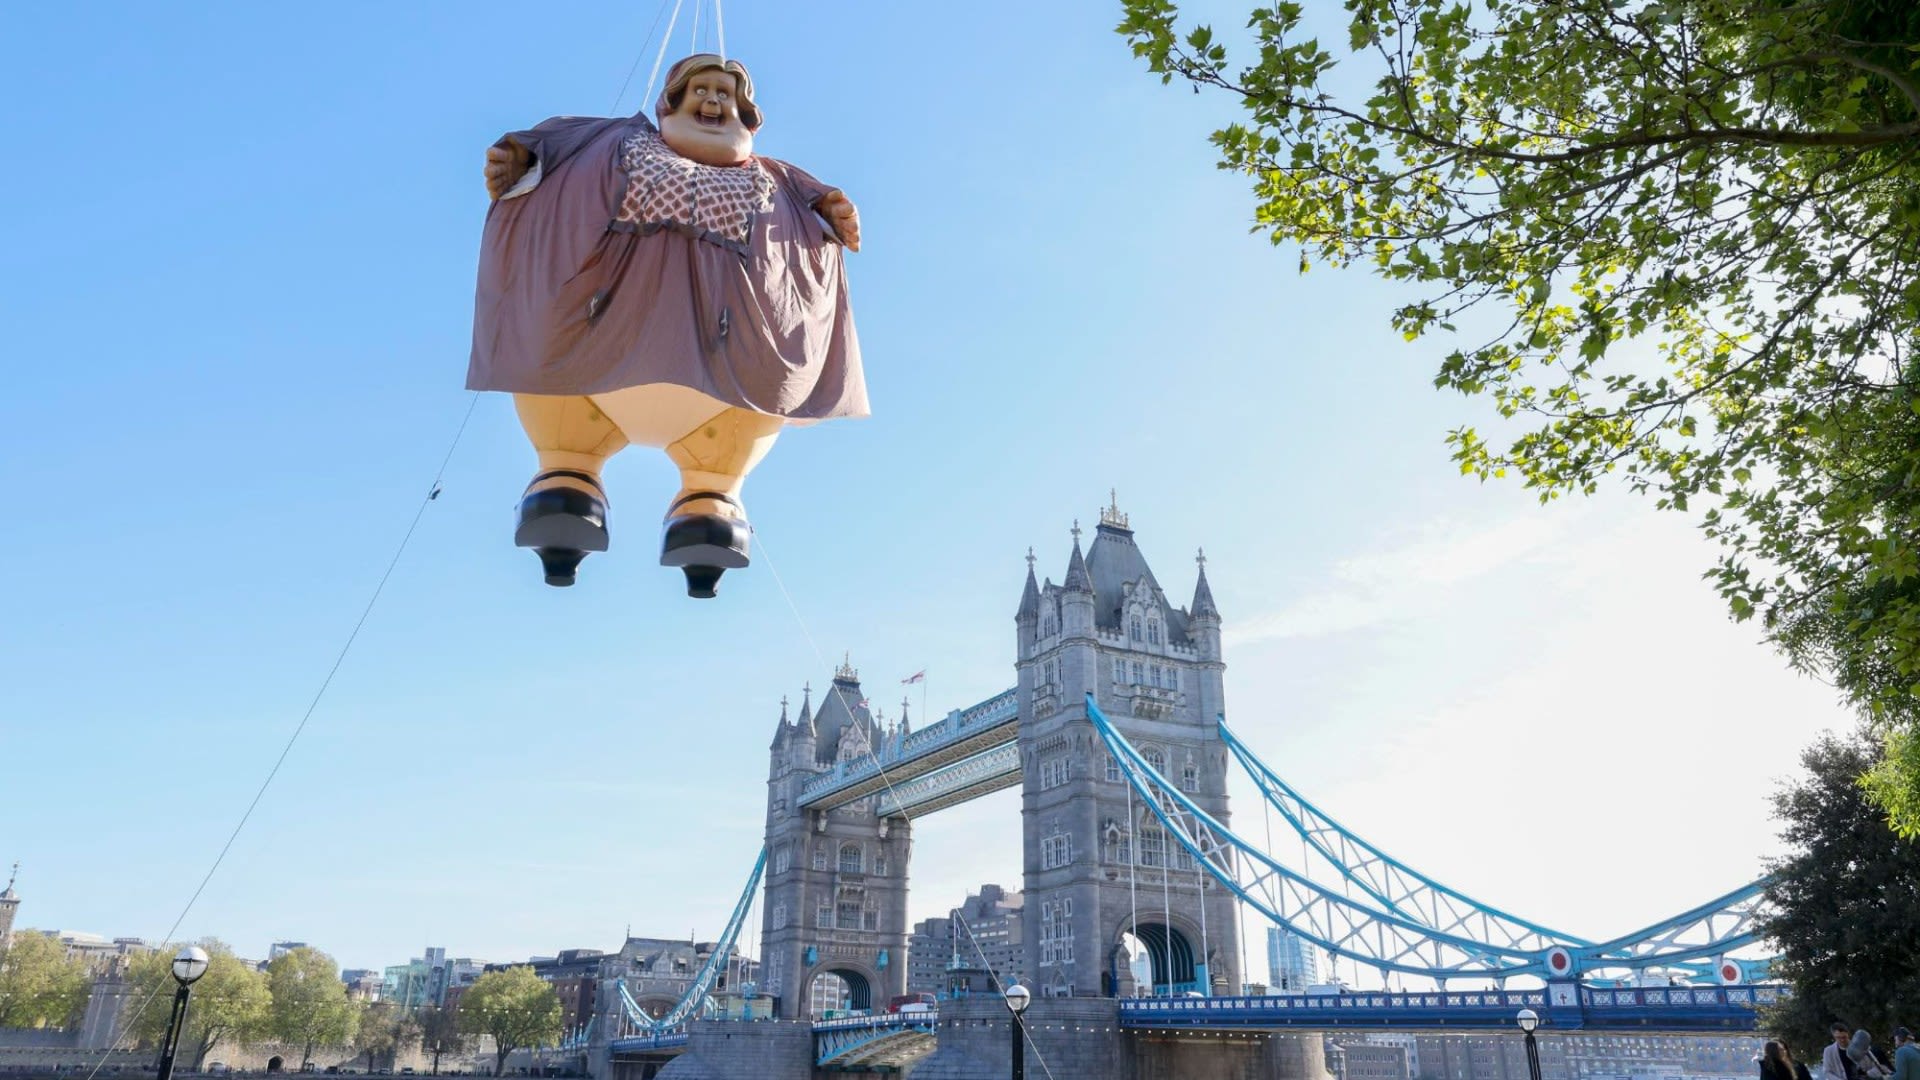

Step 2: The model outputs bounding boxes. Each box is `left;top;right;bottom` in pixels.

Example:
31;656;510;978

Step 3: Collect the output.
1516;1007;1542;1080
157;946;210;1080
1004;984;1031;1080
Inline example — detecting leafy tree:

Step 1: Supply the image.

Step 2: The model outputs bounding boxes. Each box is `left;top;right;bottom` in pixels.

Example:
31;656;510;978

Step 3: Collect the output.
353;1001;417;1073
125;941;269;1068
1758;729;1920;1056
0;931;92;1029
456;968;561;1077
266;947;359;1068
1117;0;1920;826
416;1004;468;1075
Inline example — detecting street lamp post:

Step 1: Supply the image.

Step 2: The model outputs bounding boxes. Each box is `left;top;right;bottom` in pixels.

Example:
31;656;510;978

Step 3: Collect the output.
1003;984;1031;1080
1516;1007;1543;1080
157;946;210;1080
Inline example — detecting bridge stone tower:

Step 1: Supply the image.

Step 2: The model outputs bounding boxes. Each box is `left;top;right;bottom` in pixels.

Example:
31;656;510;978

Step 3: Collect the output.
760;663;912;1019
0;864;18;953
1015;501;1239;999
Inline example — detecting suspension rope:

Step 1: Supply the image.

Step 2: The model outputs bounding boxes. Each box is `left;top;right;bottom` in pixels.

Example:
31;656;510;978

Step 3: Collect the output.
1197;847;1211;994
714;0;727;61
642;0;688;115
79;392;481;1080
1126;778;1140;993
609;0;678;114
954;912;1063;1080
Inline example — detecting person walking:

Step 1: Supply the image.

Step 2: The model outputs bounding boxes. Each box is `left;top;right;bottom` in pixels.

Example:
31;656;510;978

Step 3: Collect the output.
1890;1028;1920;1080
1829;1024;1860;1080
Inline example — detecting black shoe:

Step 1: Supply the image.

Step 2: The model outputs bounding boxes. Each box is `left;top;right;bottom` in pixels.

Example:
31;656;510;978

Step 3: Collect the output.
515;470;609;587
660;491;749;598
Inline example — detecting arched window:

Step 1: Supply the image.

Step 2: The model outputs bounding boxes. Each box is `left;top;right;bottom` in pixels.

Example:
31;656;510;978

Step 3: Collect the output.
1148;620;1161;645
1138;824;1167;867
774;845;792;874
1144;748;1165;774
839;843;864;874
1180;763;1198;791
1130;616;1142;640
1131;661;1144;684
1150;664;1162;687
813;846;828;871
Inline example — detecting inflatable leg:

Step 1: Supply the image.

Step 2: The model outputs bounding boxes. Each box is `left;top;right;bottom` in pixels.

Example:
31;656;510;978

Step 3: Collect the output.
659;408;784;598
512;394;628;587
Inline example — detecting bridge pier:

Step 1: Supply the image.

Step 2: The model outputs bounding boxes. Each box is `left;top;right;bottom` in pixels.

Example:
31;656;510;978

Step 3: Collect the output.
651;1020;815;1080
909;996;1335;1080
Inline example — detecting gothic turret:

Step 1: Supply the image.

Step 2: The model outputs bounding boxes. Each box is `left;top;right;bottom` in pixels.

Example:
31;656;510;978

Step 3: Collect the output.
768;696;792;751
1063;524;1091;593
1016;549;1042;654
1191;549;1219;620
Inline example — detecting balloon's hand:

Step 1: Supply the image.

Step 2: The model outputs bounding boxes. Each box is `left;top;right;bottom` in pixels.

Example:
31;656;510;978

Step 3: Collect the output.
818;190;860;252
484;140;534;200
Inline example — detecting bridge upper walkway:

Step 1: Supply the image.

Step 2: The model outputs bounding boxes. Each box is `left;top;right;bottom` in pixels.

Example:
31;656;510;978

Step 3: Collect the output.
797;688;1018;814
1120;984;1783;1033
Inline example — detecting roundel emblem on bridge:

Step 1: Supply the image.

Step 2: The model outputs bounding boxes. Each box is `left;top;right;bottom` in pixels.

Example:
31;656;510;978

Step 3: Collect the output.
1545;947;1575;977
1718;959;1742;984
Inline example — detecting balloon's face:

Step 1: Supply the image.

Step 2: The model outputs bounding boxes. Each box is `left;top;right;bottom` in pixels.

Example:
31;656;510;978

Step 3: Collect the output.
660;69;754;166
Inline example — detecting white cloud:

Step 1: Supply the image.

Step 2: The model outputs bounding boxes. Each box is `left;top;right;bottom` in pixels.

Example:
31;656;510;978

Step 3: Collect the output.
1226;512;1574;647
1219;504;1852;983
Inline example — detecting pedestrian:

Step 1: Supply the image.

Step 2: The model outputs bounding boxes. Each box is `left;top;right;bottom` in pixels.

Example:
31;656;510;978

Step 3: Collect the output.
1892;1028;1920;1080
1829;1024;1859;1080
1766;1039;1813;1080
1852;1030;1893;1080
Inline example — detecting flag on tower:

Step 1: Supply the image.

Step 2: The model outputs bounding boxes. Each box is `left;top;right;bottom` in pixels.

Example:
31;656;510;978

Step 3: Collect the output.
902;670;926;685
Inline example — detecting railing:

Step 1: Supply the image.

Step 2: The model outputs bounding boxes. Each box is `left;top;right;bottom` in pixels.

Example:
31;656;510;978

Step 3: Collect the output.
606;1031;690;1053
1119;985;1779;1032
813;1011;938;1032
797;688;1018;802
813;1012;940;1067
875;742;1022;816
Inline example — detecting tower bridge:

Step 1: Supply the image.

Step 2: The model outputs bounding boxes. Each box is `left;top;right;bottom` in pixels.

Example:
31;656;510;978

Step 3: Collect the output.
587;506;1776;1080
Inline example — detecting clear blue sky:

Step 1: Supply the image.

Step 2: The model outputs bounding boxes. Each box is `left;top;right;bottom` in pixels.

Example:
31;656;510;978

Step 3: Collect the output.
1;0;1848;978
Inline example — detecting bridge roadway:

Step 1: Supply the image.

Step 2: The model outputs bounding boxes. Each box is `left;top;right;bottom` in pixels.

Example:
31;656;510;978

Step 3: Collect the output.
607;984;1776;1073
1120;984;1780;1033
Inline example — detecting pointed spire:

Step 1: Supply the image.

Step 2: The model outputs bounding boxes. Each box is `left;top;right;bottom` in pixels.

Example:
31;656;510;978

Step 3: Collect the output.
1017;547;1041;620
798;682;816;736
1064;521;1091;592
900;697;912;736
1192;548;1219;619
769;695;792;749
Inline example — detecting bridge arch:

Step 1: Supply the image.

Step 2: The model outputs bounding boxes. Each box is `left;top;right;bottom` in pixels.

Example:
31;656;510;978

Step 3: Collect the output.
1114;918;1200;995
806;966;876;1017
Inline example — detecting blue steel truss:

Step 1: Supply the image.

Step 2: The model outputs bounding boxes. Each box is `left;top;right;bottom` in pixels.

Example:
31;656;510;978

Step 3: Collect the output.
812;1013;939;1068
1218;718;1774;981
1087;695;1767;982
614;847;767;1035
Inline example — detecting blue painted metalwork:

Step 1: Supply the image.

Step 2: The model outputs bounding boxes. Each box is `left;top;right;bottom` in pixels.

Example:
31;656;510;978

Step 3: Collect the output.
1219;717;1776;981
1087;695;1766;981
1118;984;1783;1033
798;689;1018;810
614;847;767;1036
1221;718;1579;951
813;1012;939;1067
606;1031;690;1054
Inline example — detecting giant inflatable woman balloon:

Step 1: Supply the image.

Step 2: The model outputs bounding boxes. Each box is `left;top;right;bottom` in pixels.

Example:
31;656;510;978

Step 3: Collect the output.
468;54;866;596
